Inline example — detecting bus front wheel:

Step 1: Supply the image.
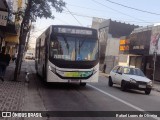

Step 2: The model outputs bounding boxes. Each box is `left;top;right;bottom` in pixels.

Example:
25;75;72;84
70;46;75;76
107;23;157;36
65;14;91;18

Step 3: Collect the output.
80;82;86;86
42;66;46;80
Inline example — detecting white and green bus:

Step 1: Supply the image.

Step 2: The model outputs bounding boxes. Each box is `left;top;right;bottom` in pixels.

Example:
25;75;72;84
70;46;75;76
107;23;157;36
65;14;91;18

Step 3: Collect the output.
35;25;99;86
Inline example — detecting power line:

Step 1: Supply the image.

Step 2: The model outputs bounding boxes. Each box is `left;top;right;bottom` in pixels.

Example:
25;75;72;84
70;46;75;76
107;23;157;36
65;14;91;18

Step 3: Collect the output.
51;9;155;25
92;0;151;23
63;10;93;18
105;0;160;16
67;3;106;12
65;6;83;26
51;5;157;25
55;17;70;25
66;4;154;24
66;3;159;25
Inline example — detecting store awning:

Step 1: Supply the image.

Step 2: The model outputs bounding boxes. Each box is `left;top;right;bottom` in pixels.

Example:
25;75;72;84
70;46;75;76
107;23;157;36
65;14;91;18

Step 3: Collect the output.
5;35;19;44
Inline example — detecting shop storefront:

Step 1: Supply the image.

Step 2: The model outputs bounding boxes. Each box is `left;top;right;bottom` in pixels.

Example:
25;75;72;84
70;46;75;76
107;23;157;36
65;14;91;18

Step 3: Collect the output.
4;34;19;56
120;26;160;82
149;25;160;81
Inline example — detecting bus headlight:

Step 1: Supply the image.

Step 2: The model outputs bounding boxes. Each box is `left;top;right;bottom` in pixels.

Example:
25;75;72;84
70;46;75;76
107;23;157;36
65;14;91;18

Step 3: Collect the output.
93;68;98;74
49;66;56;73
56;70;64;76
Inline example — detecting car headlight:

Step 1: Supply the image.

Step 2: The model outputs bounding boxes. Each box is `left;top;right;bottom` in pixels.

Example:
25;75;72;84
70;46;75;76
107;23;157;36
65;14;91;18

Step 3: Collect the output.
130;78;137;83
147;81;152;86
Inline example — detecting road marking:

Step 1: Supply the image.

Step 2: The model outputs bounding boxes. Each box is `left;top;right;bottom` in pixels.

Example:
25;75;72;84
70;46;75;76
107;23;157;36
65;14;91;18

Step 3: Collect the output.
88;84;160;120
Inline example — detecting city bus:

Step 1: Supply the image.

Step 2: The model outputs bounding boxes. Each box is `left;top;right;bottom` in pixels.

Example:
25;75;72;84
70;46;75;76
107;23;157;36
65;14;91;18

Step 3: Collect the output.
35;25;99;86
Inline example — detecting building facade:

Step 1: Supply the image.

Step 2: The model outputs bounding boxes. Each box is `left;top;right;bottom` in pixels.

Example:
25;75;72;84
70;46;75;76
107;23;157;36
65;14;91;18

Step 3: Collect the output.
119;25;160;81
0;0;9;51
0;0;27;57
92;18;138;73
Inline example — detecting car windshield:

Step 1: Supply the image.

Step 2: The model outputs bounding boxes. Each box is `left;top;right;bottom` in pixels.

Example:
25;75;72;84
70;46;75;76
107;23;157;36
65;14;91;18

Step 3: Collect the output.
123;67;145;77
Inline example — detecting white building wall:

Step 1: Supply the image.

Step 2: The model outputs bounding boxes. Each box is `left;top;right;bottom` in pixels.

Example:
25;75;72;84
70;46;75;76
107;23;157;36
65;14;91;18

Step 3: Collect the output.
103;35;120;73
118;54;129;66
105;34;120;56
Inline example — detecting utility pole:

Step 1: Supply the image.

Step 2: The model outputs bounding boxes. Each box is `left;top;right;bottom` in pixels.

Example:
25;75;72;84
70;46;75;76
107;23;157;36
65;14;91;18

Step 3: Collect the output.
153;51;157;86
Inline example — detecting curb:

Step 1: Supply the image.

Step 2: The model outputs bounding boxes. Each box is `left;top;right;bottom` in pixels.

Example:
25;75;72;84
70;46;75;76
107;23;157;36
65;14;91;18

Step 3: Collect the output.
152;88;160;92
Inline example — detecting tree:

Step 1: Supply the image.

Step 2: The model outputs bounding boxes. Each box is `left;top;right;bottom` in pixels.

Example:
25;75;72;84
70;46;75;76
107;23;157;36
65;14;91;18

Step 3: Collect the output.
14;0;65;81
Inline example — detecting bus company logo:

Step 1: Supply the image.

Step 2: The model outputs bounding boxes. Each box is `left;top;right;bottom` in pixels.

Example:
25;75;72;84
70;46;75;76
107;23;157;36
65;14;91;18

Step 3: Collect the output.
2;112;11;117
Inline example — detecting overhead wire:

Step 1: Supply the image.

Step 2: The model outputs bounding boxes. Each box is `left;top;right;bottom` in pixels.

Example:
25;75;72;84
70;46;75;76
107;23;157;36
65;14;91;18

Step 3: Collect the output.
92;0;152;23
66;3;160;25
50;9;155;26
31;2;158;36
65;6;83;26
55;17;70;25
105;0;160;16
49;3;158;25
67;3;107;12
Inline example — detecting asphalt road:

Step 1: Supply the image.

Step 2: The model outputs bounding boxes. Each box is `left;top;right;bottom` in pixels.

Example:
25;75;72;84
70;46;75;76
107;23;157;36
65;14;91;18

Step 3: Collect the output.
26;60;160;120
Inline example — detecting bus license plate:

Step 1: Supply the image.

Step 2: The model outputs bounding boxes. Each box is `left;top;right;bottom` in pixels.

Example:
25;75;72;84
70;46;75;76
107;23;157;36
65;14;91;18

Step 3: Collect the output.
139;85;146;88
70;80;80;83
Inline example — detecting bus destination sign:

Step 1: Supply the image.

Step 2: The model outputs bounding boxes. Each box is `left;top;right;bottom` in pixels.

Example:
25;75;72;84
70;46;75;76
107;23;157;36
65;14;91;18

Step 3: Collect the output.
55;27;93;35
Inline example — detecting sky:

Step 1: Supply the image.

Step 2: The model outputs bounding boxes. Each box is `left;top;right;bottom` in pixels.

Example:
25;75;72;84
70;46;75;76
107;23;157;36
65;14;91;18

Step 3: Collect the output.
29;0;160;48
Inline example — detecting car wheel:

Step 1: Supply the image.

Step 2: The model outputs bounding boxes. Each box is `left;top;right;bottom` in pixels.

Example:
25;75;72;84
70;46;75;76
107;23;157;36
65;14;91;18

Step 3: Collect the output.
121;80;126;91
145;88;151;95
108;77;113;87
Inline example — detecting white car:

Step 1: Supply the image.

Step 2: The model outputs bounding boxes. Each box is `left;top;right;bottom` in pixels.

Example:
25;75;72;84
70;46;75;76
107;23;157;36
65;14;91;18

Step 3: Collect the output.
108;66;152;95
25;53;35;60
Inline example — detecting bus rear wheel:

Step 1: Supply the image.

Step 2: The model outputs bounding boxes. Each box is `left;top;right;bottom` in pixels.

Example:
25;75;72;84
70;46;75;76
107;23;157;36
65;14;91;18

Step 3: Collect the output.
80;82;86;86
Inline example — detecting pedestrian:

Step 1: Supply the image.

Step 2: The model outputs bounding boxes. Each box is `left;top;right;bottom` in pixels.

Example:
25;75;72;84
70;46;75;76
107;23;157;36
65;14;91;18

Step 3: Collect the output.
6;53;11;66
12;52;17;63
103;64;106;73
0;47;7;82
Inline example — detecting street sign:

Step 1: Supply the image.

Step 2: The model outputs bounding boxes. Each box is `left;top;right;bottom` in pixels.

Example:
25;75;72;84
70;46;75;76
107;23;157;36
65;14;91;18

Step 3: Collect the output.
0;11;8;26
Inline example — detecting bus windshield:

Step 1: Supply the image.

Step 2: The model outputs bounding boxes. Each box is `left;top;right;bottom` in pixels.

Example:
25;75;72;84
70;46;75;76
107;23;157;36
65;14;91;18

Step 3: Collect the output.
50;36;98;61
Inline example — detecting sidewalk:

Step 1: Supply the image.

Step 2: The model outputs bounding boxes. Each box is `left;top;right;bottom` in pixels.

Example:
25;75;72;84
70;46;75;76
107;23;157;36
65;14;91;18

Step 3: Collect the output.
99;72;160;92
0;62;25;112
0;61;45;120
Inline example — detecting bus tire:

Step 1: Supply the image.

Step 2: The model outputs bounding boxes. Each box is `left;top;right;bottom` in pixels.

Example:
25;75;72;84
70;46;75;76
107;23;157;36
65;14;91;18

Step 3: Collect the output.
80;83;86;86
42;66;46;81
